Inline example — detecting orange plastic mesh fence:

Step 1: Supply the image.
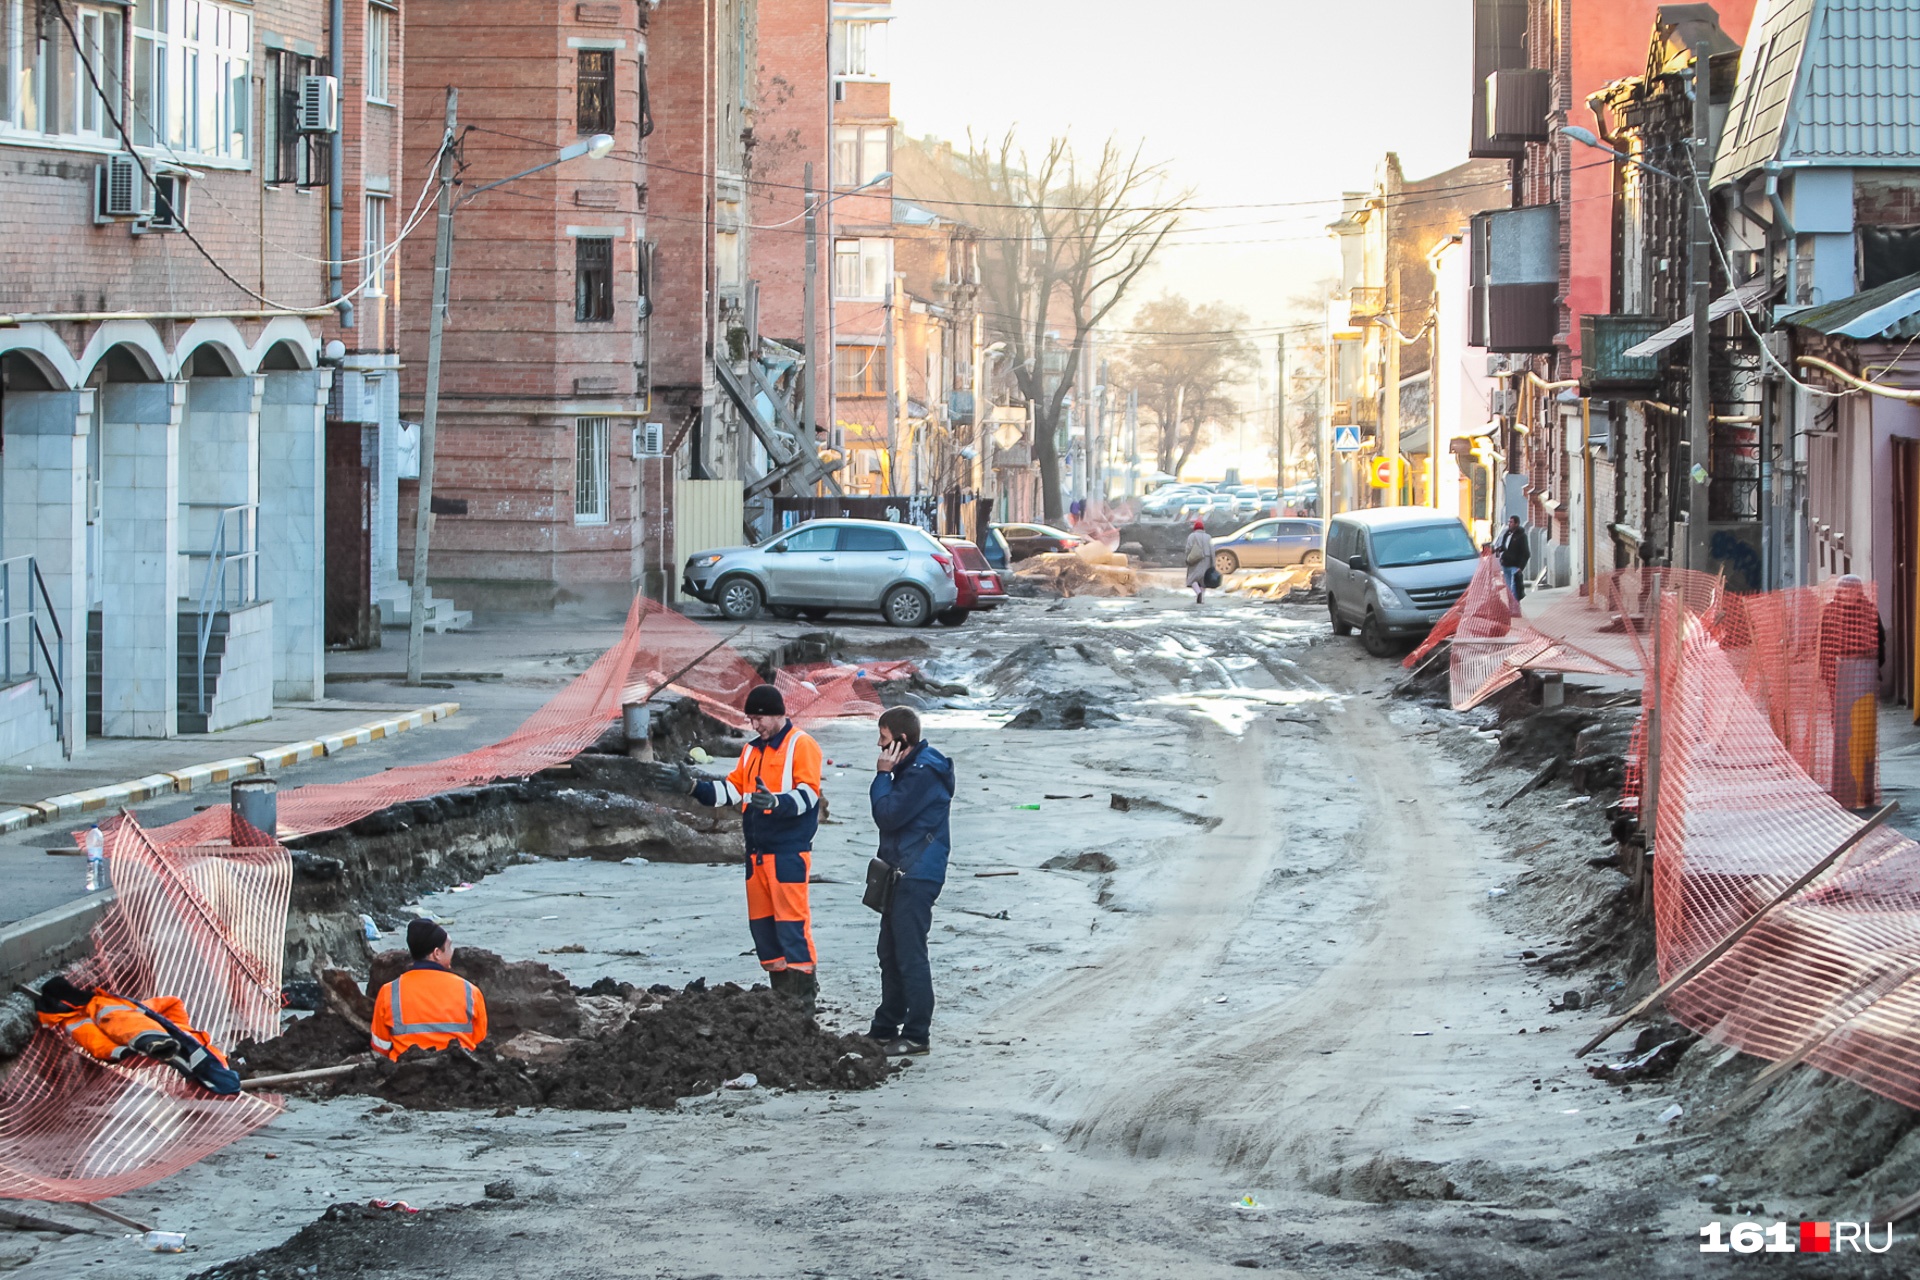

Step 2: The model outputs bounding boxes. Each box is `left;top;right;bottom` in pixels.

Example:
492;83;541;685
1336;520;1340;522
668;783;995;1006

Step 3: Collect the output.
0;817;288;1201
0;601;912;1202
1643;589;1920;1110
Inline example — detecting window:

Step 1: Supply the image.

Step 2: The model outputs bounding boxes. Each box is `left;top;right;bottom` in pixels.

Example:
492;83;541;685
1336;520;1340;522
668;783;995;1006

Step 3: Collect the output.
574;418;611;524
2;0;123;138
575;237;614;322
365;4;391;103
774;525;839;553
839;526;902;553
831;18;887;79
576;49;614;133
833;238;889;298
264;49;323;184
130;0;250;161
833;125;888;187
835;345;883;396
362;194;388;295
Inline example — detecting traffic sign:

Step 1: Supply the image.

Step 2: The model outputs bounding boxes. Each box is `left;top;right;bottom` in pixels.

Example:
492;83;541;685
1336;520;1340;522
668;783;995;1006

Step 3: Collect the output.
1333;425;1361;453
1370;456;1402;489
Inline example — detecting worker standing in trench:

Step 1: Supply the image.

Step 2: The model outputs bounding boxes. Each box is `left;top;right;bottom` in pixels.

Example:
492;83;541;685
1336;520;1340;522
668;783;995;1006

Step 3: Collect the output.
684;684;824;1013
369;920;489;1060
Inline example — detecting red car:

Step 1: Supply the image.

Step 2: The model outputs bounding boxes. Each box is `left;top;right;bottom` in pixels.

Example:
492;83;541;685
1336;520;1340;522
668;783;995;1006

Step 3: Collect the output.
937;538;1006;626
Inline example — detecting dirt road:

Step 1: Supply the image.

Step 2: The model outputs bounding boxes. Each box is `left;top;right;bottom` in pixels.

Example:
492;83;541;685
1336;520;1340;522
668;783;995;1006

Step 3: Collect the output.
29;587;1872;1278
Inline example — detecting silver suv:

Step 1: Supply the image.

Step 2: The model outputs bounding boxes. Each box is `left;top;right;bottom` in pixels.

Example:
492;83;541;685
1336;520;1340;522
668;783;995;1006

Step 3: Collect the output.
682;519;960;627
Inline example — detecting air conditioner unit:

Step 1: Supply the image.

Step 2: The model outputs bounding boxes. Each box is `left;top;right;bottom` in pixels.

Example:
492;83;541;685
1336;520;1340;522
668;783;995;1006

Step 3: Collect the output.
634;421;665;457
1486;354;1515;378
1490;387;1518;416
298;75;340;133
148;173;188;231
95;154;152;221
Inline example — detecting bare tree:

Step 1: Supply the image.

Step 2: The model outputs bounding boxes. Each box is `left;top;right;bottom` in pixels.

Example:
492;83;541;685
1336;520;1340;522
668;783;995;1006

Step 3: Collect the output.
906;133;1186;523
1114;294;1257;477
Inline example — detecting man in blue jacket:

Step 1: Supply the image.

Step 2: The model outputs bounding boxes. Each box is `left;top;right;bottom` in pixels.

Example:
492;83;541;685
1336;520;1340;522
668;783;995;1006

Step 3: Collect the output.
868;706;954;1056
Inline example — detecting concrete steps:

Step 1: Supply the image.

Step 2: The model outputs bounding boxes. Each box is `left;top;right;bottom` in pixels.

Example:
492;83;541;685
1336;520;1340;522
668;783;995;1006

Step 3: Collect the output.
377;584;472;633
176;612;230;736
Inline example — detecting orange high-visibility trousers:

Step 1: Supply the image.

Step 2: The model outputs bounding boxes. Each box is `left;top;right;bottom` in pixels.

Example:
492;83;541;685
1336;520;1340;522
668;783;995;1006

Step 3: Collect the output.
746;849;815;973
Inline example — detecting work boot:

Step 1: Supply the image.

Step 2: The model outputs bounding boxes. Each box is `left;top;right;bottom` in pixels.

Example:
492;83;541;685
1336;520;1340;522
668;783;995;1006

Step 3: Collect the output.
130;1031;180;1059
883;1038;929;1057
770;969;817;1019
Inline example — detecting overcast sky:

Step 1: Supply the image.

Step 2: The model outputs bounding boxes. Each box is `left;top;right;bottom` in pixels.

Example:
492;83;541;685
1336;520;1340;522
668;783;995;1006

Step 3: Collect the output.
890;0;1476;337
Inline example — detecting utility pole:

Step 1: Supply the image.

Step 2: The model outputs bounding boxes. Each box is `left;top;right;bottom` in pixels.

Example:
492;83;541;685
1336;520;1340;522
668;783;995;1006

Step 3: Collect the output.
1275;334;1287;490
1126;388;1139;497
802;161;818;444
1686;63;1713;571
407;88;457;687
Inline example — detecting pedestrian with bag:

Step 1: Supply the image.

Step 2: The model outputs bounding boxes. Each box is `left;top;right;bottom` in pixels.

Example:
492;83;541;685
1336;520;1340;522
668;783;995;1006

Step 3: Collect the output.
1185;518;1217;604
863;706;954;1056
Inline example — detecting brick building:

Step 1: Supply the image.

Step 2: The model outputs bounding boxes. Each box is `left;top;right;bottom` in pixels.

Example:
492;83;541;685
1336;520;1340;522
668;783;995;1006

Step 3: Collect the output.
399;0;826;606
827;0;896;490
0;0;378;761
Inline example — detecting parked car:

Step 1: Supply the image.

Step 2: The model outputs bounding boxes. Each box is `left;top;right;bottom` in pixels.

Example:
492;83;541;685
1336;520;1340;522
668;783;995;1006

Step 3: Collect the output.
936;538;1006;625
976;525;1015;571
994;522;1086;561
1323;509;1479;657
682;518;959;627
1211;518;1325;575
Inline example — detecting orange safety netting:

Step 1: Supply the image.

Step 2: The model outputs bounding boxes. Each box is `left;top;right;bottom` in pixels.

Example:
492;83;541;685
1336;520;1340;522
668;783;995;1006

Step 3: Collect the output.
1640;586;1920;1109
154;596;913;844
0;817;289;1201
0;598;912;1203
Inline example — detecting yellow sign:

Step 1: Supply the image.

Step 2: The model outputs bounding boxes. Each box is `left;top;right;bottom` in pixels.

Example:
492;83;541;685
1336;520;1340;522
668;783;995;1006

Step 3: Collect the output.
1369;456;1403;489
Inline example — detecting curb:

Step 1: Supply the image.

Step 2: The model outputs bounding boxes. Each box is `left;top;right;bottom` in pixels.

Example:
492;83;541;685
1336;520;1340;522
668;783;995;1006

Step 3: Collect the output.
0;892;114;989
0;702;459;836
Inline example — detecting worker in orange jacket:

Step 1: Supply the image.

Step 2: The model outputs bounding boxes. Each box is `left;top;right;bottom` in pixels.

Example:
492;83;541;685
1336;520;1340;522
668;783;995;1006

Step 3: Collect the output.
370;919;489;1061
34;973;241;1094
685;683;824;1010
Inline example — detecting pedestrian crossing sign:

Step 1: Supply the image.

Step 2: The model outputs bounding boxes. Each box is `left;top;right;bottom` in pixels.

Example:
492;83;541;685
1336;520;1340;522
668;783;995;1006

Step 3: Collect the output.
1333;426;1361;453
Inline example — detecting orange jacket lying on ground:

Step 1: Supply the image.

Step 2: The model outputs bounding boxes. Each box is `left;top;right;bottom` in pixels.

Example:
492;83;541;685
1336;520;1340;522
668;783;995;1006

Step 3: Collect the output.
370;963;488;1061
37;993;226;1067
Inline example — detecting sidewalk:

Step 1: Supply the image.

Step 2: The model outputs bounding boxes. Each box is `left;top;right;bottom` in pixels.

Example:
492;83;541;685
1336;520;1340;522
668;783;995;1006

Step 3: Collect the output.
0;607;643;928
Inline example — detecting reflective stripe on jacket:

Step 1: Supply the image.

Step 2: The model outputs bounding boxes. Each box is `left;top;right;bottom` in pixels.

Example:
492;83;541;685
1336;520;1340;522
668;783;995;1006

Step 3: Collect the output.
37;993;223;1065
369;963;489;1060
692;720;823;856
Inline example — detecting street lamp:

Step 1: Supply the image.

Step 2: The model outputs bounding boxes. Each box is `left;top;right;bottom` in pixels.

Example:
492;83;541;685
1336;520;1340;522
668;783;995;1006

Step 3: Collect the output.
407;91;615;685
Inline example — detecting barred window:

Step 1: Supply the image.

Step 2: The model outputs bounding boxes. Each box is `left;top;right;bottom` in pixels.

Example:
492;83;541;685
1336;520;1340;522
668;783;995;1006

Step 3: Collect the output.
576;49;614;133
575;237;613;322
575;418;611;524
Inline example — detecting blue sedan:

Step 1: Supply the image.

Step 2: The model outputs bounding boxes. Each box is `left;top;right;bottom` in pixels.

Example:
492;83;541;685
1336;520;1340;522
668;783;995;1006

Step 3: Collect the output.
1210;517;1324;575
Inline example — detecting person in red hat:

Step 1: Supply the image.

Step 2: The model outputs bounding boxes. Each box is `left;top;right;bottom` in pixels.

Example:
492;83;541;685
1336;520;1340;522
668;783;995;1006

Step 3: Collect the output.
684;683;824;1011
1184;518;1216;604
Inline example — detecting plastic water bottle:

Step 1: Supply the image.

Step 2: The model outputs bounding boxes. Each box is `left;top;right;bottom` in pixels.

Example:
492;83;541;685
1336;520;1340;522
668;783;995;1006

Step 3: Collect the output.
84;824;105;892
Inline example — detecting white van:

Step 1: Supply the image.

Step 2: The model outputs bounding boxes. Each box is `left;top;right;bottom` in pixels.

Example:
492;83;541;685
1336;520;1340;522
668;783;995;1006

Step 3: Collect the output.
1324;509;1480;656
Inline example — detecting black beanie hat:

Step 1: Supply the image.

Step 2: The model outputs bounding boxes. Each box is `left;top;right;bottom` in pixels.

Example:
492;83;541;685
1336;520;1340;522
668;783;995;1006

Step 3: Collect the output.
36;973;93;1015
743;684;786;717
407;918;450;960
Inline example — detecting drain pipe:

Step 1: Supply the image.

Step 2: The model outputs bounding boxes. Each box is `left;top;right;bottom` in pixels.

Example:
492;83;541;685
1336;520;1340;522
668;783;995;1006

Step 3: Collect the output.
329;0;352;327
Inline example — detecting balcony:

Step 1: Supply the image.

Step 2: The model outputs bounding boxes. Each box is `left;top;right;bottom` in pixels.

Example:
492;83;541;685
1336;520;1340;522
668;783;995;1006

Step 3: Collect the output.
1581;314;1665;394
1352;394;1380;427
1348;286;1386;322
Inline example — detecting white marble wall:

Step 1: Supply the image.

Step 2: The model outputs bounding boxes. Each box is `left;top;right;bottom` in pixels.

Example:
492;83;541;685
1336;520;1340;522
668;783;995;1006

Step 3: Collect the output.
97;381;182;737
206;599;274;731
0;676;61;765
180;376;263;604
1;389;90;756
259;370;327;700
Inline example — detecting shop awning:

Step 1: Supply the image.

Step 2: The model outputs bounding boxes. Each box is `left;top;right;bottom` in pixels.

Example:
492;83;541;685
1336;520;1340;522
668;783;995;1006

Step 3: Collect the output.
1787;272;1920;340
1621;282;1773;359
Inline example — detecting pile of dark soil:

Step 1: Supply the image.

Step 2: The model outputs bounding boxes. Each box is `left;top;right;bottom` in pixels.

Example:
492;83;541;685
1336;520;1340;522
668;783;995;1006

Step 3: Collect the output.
239;977;895;1111
188;1201;505;1280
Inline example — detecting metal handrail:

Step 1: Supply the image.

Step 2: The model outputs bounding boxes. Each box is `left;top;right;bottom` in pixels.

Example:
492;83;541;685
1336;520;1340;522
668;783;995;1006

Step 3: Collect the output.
189;504;259;718
0;554;69;758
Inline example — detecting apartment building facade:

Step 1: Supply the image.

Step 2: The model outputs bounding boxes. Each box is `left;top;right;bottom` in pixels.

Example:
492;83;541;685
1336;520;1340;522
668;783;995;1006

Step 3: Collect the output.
0;0;377;762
